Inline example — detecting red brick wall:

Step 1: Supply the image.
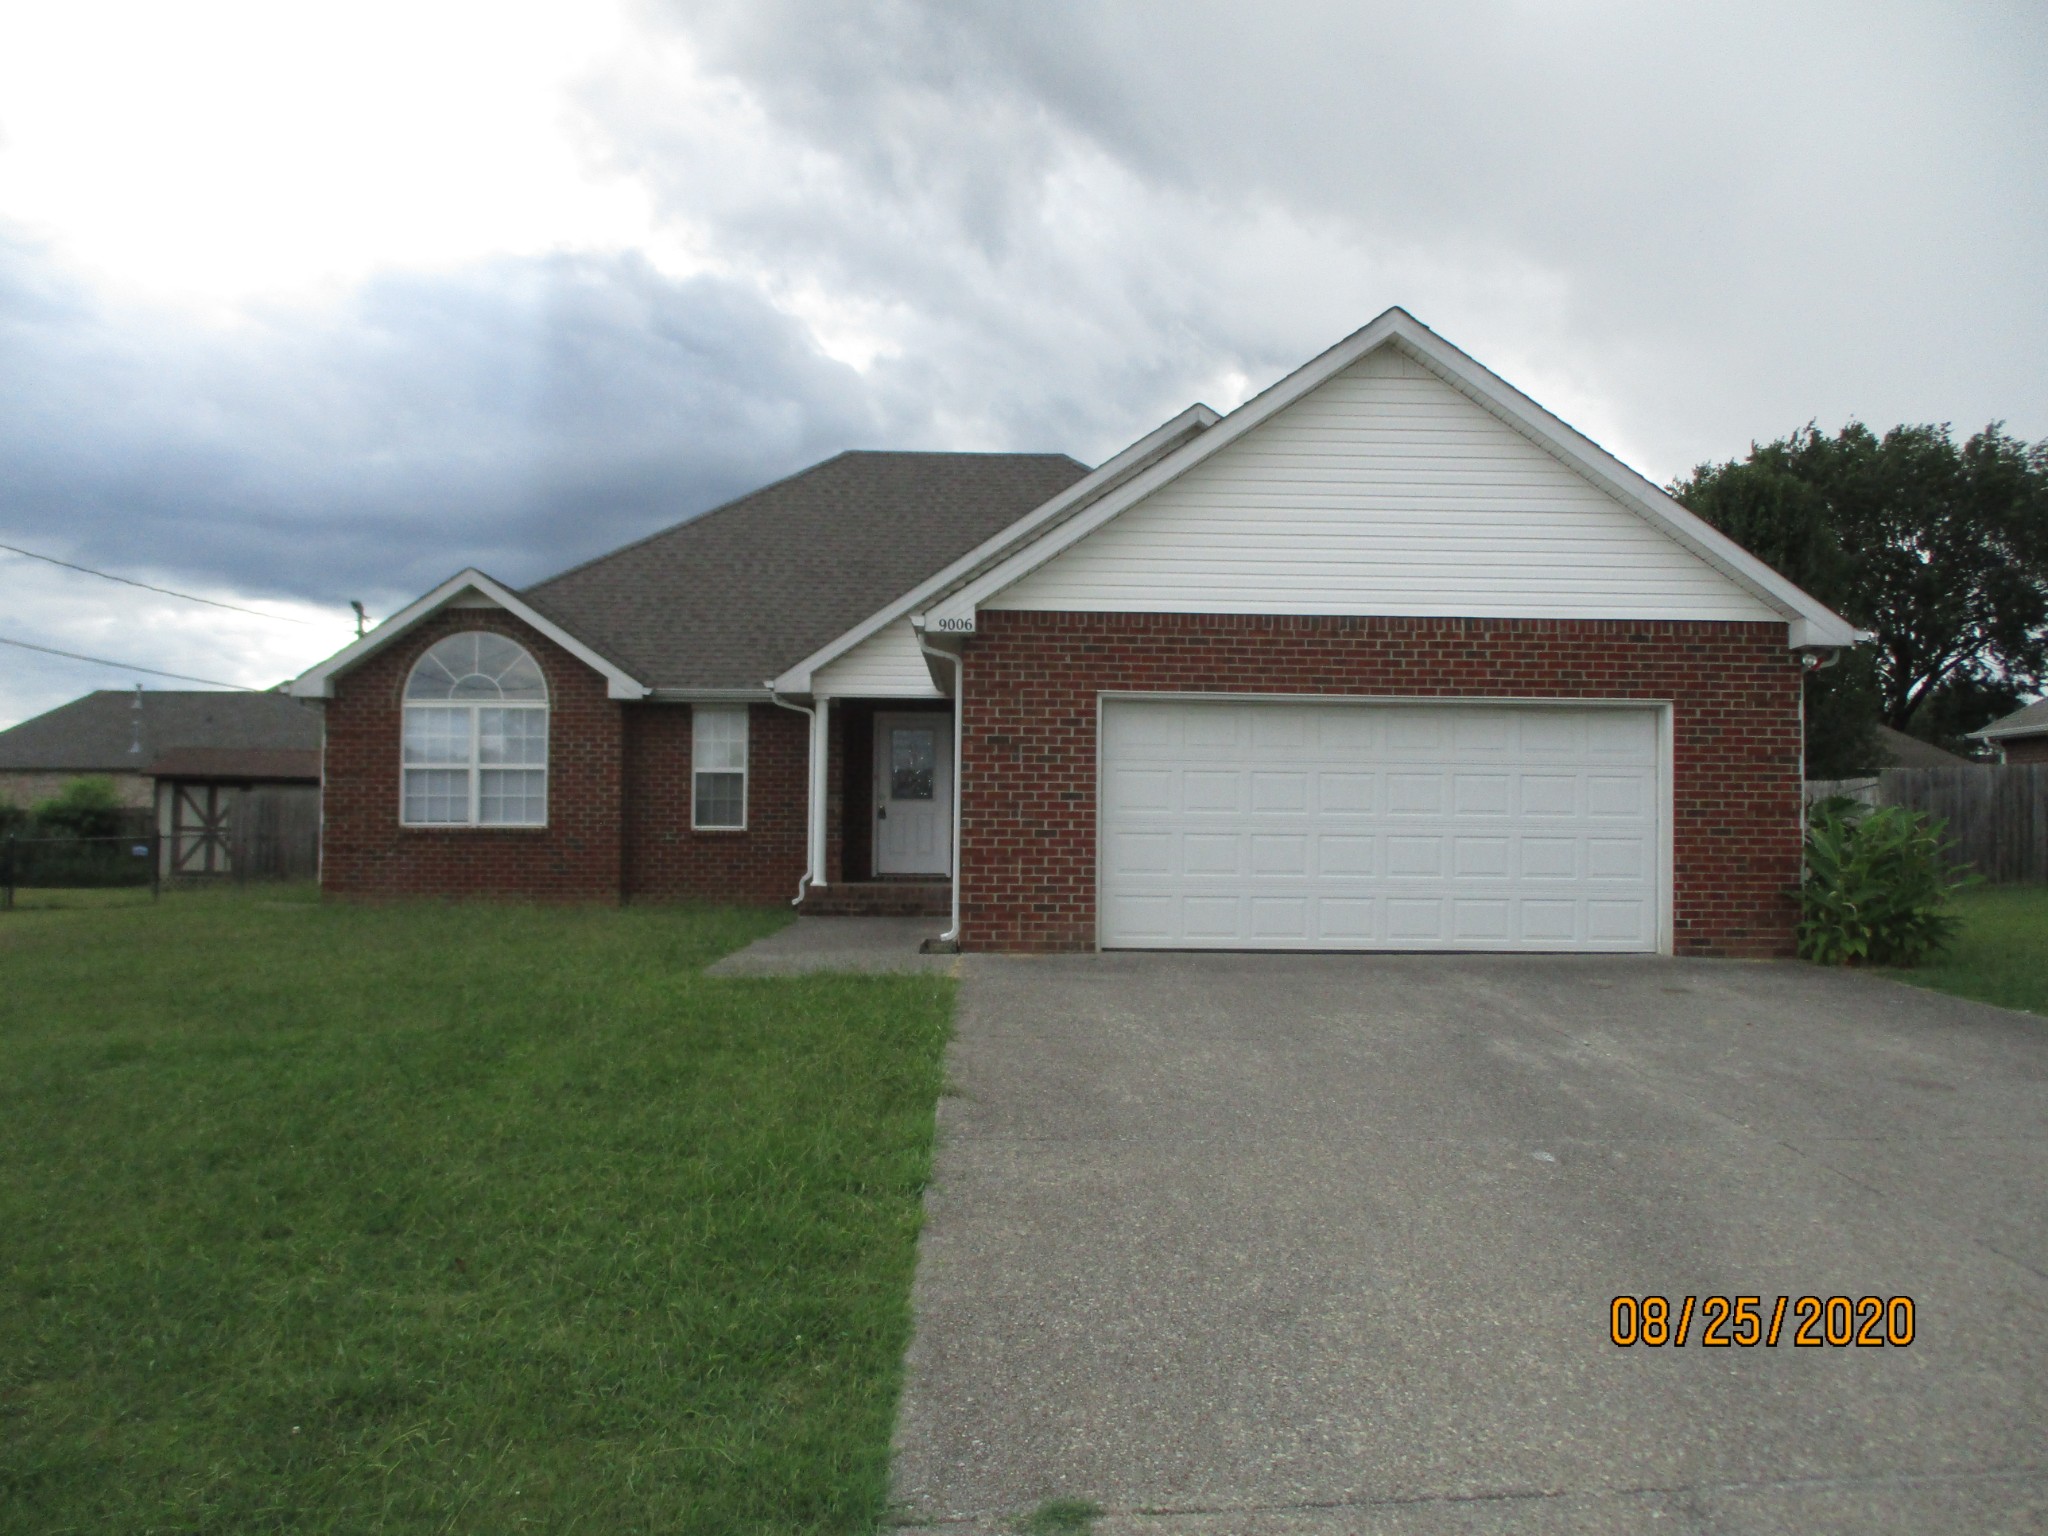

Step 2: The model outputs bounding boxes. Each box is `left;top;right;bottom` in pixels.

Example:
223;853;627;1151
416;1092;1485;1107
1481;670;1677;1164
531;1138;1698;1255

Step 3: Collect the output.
321;609;624;899
2003;735;2048;765
621;702;807;903
958;612;1804;958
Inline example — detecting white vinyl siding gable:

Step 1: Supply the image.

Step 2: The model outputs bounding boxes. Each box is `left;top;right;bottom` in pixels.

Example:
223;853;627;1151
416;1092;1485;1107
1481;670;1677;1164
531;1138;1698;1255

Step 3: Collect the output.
989;346;1780;623
811;618;944;698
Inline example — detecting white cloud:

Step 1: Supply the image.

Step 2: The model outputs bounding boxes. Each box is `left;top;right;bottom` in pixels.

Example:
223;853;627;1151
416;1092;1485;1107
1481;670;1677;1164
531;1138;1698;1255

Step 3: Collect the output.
0;0;671;302
0;555;353;728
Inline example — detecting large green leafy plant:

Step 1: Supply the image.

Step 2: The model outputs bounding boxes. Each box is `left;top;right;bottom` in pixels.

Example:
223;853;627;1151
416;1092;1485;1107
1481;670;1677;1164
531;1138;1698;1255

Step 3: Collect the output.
1798;796;1972;966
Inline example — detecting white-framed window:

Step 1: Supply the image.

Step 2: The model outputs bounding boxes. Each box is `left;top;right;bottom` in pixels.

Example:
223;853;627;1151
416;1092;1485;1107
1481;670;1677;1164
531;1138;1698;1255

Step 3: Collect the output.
401;632;549;826
692;705;748;830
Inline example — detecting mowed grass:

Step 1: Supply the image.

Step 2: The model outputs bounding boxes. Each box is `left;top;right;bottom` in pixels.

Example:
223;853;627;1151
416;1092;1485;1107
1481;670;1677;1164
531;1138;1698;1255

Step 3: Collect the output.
1896;884;2048;1016
0;887;954;1533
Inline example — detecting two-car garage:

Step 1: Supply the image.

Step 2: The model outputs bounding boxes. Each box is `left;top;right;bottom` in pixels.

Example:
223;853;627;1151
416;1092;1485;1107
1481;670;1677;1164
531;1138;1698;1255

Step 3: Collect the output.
1097;698;1667;953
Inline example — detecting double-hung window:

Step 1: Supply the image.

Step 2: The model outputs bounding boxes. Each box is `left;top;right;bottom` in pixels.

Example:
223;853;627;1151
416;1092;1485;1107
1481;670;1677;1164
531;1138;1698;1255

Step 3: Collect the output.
402;632;549;825
692;705;748;829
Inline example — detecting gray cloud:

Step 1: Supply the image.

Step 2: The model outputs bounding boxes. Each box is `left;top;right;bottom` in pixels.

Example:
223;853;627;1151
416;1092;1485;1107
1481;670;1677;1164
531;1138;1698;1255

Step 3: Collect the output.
0;228;898;614
2;0;2042;728
609;0;2048;473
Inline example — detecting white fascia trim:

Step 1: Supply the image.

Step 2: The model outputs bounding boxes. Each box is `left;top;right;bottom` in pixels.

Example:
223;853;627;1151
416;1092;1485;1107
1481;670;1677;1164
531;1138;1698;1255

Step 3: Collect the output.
654;687;773;703
288;568;651;700
924;308;1863;651
766;404;1221;694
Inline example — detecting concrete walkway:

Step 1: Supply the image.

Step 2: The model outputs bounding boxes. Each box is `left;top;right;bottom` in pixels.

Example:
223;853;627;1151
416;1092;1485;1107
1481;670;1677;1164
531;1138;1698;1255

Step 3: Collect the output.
892;953;2048;1534
704;914;957;976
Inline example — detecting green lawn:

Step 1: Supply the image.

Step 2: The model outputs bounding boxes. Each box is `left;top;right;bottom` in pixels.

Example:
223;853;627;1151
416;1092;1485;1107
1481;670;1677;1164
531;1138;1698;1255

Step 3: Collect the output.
1895;884;2048;1016
0;887;954;1533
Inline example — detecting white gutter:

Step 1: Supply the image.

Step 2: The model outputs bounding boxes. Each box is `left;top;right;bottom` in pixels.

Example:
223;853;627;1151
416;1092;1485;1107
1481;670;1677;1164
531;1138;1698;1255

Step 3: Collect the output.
766;687;823;907
914;628;964;951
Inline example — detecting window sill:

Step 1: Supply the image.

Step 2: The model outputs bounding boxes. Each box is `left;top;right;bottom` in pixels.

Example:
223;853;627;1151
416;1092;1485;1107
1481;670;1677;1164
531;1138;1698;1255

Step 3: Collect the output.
398;822;551;832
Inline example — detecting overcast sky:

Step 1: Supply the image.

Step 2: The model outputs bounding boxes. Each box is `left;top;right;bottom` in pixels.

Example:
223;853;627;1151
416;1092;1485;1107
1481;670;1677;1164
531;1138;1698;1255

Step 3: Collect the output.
1;0;2042;726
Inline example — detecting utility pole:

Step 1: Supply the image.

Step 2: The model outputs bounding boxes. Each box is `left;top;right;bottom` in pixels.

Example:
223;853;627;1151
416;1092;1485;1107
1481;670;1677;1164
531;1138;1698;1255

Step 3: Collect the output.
350;601;368;638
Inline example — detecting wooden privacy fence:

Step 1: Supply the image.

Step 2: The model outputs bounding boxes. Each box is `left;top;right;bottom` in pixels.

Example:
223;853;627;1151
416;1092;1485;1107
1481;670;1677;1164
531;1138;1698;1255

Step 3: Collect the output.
1805;766;2048;884
227;785;321;881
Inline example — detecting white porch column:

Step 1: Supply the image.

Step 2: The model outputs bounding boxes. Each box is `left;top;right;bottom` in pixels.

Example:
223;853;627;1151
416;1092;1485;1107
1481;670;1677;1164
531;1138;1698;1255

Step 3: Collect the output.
809;695;831;888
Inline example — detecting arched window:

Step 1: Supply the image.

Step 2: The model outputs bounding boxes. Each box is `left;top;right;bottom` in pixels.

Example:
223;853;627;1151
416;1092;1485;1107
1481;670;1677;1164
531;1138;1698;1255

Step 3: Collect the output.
401;632;548;825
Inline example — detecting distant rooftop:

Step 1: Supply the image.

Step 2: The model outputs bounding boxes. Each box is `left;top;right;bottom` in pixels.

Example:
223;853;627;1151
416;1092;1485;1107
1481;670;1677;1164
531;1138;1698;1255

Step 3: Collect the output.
0;690;322;779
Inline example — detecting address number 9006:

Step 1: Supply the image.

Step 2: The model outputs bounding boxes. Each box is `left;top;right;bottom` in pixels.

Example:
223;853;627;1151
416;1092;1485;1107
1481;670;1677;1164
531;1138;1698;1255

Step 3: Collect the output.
930;617;976;633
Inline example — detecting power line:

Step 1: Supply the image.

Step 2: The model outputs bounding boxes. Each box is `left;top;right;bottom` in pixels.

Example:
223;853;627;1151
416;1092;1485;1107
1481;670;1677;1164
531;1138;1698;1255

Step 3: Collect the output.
0;634;263;690
0;540;323;626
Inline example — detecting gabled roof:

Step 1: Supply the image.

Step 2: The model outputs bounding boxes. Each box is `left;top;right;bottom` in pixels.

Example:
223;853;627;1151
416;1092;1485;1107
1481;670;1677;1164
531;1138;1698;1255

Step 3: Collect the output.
0;689;321;778
771;409;1218;693
290;569;650;700
287;453;1089;700
526;451;1090;693
1875;724;1969;767
1972;697;2048;742
918;308;1865;650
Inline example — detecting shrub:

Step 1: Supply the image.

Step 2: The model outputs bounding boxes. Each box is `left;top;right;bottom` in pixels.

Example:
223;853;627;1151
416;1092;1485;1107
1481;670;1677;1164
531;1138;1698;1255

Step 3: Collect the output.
1798;796;1973;967
31;776;128;839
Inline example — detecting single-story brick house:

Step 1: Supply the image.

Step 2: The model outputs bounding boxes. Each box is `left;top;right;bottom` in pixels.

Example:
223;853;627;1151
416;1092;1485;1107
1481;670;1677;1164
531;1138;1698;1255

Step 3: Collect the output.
1971;698;2048;764
291;309;1862;955
0;688;322;877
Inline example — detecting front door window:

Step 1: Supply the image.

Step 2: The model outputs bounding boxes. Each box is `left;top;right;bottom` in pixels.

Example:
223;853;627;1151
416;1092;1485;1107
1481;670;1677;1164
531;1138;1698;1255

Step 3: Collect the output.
891;728;936;800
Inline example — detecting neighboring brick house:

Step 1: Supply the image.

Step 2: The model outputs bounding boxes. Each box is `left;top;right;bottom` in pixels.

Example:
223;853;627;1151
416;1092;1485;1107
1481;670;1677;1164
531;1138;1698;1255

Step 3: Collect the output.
1971;699;2048;765
0;689;322;877
293;308;1863;956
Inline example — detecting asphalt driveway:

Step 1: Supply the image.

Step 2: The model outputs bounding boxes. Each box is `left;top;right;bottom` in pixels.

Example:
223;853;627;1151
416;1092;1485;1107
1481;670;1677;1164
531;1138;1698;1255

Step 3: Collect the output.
891;955;2048;1534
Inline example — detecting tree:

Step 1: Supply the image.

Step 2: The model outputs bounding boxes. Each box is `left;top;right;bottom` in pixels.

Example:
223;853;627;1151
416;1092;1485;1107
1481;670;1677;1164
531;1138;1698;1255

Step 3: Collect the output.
1673;422;2048;775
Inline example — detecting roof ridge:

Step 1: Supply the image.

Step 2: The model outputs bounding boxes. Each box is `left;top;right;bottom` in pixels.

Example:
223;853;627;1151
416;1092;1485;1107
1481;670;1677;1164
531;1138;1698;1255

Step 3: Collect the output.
524;449;1089;598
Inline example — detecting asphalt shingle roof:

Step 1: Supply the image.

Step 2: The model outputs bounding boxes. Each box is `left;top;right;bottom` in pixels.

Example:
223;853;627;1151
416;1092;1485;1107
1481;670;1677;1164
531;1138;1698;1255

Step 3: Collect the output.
0;690;322;776
523;450;1091;690
1976;697;2048;741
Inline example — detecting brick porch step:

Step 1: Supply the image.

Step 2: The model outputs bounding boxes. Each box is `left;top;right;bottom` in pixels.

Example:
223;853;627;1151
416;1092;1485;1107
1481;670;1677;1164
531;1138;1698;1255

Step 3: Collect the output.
798;881;951;917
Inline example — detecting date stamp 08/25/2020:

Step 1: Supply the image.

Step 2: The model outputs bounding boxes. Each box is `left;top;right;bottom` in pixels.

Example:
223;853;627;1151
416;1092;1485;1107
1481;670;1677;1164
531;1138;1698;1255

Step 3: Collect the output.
1610;1295;1917;1349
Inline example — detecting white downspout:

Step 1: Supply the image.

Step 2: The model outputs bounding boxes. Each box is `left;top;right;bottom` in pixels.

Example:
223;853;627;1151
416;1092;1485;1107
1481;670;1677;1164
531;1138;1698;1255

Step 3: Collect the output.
915;627;964;950
767;688;823;907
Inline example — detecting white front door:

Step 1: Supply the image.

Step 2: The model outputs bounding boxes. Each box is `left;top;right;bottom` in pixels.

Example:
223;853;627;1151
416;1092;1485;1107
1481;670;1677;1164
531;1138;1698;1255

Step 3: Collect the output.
1099;699;1664;951
874;712;953;876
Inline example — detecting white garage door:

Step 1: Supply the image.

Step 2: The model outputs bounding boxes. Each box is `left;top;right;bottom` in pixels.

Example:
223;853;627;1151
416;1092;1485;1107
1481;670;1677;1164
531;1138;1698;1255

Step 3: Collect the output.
1099;699;1663;952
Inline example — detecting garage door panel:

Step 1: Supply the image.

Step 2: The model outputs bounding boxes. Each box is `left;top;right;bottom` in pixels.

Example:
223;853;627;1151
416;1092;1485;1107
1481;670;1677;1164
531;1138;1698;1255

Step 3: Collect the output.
1386;897;1446;941
1181;895;1242;938
1182;833;1241;875
1453;899;1511;941
1519;900;1579;942
1112;831;1176;875
1519;837;1578;879
1386;835;1445;877
1387;774;1444;814
1452;774;1511;815
1109;767;1174;812
1100;699;1662;952
1318;834;1376;876
1317;897;1375;941
1251;771;1309;812
1519;775;1578;816
1317;771;1375;812
1452;836;1511;878
1250;896;1309;938
1183;771;1243;812
1588;899;1651;942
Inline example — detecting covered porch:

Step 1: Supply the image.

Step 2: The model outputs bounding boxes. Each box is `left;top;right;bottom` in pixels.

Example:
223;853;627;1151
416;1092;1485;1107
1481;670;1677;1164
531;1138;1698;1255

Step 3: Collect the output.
798;695;957;917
